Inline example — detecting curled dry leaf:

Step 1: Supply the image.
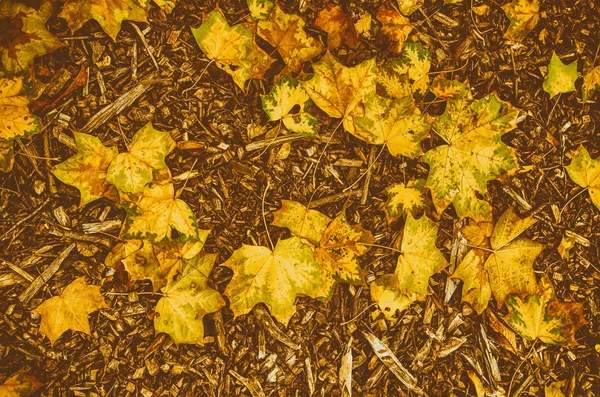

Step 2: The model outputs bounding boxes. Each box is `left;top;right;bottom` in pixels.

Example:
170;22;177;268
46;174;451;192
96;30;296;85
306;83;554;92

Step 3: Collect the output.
257;5;323;72
422;93;521;222
154;254;225;344
59;0;149;41
504;276;587;346
370;214;447;320
33;277;108;346
302;52;377;134
0;1;63;72
565;146;600;211
314;3;358;50
543;52;578;98
106;122;176;195
501;0;541;42
0;369;43;397
192;10;274;90
262;75;320;136
223;237;329;325
52;132;119;205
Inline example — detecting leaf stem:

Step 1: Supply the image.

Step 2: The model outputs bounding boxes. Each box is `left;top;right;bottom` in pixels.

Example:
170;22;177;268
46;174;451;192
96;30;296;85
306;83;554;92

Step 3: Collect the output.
262;179;274;251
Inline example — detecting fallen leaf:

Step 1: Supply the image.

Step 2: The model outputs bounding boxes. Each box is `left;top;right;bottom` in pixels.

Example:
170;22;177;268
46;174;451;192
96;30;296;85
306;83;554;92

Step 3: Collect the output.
262;75;320;136
52;132;119;205
302;52;377;134
192;10;274;90
384;179;426;220
33;276;108;346
247;0;275;20
452;208;542;312
0;1;63;72
378;42;431;98
504;276;587;346
354;12;372;36
422;93;520;221
543;52;578;98
314;3;358;50
0;369;43;397
106;122;176;194
557;234;576;260
59;0;149;41
370;214;446;320
257;5;323;72
271;200;332;245
565;146;600;210
105;231;209;291
376;6;412;54
0;73;42;172
501;0;541;42
545;380;566;397
395;0;424;16
352;94;431;158
122;182;199;243
223;237;329;324
315;213;374;284
582;58;600;102
154;253;225;344
430;75;470;100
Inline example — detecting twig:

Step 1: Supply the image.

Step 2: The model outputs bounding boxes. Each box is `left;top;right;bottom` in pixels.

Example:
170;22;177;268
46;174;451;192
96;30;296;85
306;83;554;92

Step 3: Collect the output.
19;243;76;304
129;22;160;71
308;190;362;208
0;197;51;241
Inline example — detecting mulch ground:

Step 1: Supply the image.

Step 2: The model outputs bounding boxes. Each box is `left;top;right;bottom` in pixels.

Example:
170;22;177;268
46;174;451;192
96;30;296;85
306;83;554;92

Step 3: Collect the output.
1;0;599;396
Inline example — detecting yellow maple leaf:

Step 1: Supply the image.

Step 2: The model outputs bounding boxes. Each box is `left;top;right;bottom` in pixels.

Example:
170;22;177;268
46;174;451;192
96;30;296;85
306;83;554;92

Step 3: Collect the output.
396;0;423;16
545;380;566;397
378;43;431;98
302;52;377;134
543;52;578;99
257;5;323;72
33;277;108;346
352;94;431;158
271;199;331;245
0;369;43;397
0;1;63;72
247;0;274;20
106;122;175;194
430;75;470;100
370;214;447;320
582;58;600;102
52;132;119;205
504;276;587;346
452;208;542;313
59;0;149;41
565;145;600;211
501;0;541;42
154;254;225;344
223;237;329;324
192;10;274;90
0;73;42;172
122;182;199;243
422;93;521;221
384;179;426;221
315;213;375;284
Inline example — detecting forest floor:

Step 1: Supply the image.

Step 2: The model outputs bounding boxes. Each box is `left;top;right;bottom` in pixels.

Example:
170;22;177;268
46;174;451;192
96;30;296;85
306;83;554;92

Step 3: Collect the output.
0;0;599;396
